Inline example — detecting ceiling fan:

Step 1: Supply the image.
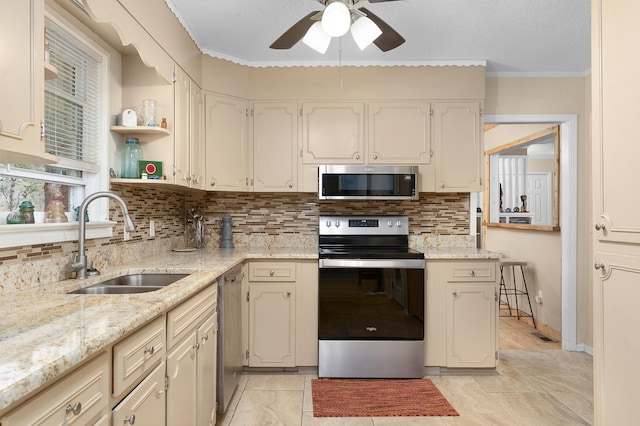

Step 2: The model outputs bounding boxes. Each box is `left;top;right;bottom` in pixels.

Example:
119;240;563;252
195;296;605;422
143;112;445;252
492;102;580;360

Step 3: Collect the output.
270;0;405;53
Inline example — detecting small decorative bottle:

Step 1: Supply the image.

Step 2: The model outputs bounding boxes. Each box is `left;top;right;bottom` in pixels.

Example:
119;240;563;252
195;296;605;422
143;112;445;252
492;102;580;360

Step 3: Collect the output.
121;137;143;178
19;201;35;224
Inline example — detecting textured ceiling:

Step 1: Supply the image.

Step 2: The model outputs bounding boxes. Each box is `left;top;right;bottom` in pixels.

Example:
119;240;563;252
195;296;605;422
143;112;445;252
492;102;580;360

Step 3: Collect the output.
164;0;590;76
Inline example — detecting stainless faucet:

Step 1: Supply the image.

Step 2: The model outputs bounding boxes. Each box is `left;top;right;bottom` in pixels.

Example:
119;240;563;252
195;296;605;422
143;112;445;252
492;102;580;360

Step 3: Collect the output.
70;191;135;279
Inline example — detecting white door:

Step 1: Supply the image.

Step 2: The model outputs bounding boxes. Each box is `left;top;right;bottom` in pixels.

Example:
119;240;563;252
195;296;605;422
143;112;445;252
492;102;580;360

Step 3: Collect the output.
527;172;552;226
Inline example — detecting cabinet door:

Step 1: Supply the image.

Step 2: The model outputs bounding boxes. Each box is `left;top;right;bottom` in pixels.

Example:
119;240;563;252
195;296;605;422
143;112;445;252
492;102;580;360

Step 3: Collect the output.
0;0;55;163
592;0;640;245
248;284;296;367
174;67;191;186
433;102;482;192
166;333;198;426
1;353;110;426
190;81;205;189
204;93;250;191
446;284;497;368
301;102;364;164
368;102;431;164
112;362;166;426
593;252;640;425
253;102;298;191
197;314;217;426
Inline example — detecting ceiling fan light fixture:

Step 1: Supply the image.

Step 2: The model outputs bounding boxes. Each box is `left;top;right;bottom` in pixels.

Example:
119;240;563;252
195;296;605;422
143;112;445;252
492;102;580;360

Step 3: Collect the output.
351;16;382;50
321;1;351;37
303;21;332;54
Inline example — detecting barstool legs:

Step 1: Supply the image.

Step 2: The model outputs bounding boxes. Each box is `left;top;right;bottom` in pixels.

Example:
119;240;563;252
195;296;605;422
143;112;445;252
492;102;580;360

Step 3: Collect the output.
499;261;536;329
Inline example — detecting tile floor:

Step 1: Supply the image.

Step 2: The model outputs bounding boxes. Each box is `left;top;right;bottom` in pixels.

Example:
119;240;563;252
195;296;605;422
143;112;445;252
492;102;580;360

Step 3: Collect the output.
216;318;593;426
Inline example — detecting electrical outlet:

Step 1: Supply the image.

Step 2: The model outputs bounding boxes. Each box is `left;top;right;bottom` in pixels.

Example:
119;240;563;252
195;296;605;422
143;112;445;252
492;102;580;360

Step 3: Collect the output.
535;290;543;304
149;219;155;237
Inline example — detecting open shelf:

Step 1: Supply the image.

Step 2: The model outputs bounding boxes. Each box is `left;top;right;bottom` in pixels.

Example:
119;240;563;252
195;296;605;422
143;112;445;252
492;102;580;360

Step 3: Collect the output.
110;126;171;138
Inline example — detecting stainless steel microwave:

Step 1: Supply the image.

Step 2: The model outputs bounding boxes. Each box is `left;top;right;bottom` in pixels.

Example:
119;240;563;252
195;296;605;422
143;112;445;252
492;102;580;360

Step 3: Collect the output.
318;165;419;200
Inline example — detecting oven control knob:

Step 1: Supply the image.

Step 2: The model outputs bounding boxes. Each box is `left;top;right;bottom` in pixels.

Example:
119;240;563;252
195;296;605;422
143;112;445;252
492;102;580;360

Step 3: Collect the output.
387;220;393;227
335;220;341;228
326;220;332;228
396;220;403;227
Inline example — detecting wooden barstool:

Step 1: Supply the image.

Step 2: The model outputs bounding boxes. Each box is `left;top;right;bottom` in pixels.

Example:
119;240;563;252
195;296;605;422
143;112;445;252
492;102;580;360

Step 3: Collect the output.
499;259;536;329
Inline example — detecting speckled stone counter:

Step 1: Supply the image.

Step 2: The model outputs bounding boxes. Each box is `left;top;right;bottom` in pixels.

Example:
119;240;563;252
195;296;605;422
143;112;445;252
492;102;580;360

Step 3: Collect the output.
0;245;499;414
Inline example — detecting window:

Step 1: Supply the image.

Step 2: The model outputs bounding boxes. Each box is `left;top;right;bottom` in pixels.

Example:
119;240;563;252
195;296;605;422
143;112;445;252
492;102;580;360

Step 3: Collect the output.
0;12;110;247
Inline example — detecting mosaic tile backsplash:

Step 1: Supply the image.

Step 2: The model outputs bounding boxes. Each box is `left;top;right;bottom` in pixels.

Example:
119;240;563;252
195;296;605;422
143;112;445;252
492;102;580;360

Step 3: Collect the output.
0;184;471;290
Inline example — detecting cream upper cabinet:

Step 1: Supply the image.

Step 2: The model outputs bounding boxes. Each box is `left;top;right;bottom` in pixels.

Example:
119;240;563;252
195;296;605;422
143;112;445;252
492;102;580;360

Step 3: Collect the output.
0;0;56;164
592;0;640;246
205;93;250;191
190;81;205;190
252;102;298;191
592;1;640;424
174;67;191;186
301;102;365;164
174;68;204;189
425;260;498;369
368;102;431;164
432;102;483;192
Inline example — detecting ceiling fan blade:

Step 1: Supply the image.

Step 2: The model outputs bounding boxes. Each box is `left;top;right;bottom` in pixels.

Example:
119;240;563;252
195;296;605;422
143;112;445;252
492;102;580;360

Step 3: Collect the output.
270;11;320;49
360;7;405;52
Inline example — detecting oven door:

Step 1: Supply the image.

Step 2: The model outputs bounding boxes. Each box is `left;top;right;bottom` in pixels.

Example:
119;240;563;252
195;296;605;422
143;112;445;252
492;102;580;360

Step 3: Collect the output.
318;259;425;341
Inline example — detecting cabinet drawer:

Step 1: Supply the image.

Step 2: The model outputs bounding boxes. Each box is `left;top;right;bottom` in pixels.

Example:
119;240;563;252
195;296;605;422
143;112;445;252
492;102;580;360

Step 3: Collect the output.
112;362;166;426
446;261;496;282
167;283;217;349
113;316;166;398
2;352;110;425
249;261;296;282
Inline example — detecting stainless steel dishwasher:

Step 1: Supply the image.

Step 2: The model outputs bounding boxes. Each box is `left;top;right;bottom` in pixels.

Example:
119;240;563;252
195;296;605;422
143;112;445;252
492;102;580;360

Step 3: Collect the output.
216;265;243;413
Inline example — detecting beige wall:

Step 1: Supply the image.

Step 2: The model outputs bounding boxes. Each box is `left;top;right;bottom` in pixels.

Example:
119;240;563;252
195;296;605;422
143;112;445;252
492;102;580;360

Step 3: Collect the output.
485;77;591;346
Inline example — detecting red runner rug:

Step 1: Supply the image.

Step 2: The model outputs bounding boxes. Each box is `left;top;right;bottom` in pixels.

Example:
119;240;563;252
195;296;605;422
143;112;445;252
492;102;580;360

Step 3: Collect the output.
312;378;459;417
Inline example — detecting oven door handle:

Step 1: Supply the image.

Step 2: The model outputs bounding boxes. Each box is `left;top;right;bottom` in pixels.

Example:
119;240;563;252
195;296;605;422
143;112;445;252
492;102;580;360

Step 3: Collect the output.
319;258;425;269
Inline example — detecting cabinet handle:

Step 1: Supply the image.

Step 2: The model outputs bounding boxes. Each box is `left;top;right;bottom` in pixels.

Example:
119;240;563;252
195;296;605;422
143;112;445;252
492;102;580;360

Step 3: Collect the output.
373;153;378;160
286;291;291;297
186;176;191;182
452;291;458;297
202;334;209;341
210;181;216;187
595;223;606;231
124;414;136;424
66;402;82;416
594;262;605;271
470;270;476;277
440;183;445;188
288;183;294;188
193;342;200;350
144;346;155;356
355;154;361;160
270;270;275;276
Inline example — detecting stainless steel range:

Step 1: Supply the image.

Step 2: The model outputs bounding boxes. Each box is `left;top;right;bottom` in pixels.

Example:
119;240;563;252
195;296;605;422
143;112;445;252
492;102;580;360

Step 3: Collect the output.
318;215;425;378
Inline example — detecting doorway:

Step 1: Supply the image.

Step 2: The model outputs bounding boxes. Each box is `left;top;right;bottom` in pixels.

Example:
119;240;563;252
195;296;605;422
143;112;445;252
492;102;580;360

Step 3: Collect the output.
484;114;578;351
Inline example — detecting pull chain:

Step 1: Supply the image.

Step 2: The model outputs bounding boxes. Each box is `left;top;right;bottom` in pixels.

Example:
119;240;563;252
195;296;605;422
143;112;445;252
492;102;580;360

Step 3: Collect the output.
338;37;343;89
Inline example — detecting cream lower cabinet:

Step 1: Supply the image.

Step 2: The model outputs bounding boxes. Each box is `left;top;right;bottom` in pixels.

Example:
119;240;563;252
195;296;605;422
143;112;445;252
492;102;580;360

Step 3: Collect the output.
112;362;166;426
166;284;217;426
243;260;318;368
426;260;498;368
1;352;110;425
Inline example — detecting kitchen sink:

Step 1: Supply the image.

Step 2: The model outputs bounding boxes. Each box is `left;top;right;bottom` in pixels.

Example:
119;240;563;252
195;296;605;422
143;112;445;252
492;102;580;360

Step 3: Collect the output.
68;273;189;295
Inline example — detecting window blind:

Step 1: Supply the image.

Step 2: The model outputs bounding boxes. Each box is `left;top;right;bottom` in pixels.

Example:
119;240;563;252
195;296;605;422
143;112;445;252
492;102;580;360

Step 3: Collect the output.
45;20;102;173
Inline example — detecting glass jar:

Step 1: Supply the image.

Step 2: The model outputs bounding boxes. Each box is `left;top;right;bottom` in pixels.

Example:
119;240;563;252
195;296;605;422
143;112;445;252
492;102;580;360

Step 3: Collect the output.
121;138;143;178
19;201;35;224
142;99;157;126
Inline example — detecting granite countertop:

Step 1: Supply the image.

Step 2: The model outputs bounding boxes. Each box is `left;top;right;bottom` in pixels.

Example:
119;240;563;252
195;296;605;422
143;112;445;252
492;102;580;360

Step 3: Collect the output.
0;245;499;414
